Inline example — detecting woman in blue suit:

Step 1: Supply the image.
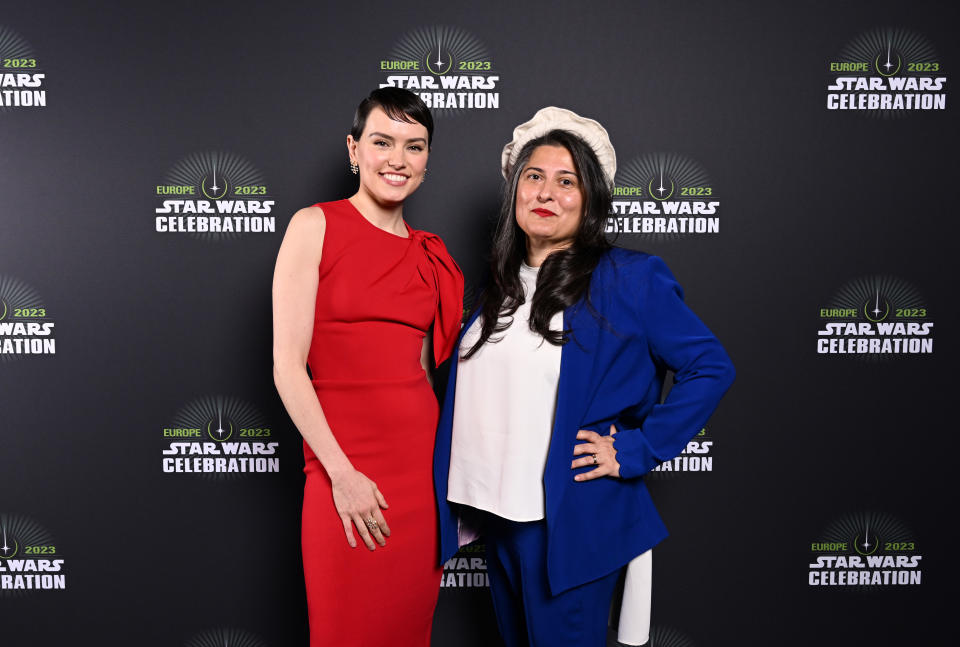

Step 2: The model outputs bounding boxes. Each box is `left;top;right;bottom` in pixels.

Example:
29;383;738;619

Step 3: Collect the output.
434;107;734;647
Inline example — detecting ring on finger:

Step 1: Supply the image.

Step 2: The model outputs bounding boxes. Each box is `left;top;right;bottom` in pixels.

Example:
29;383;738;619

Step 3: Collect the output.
364;517;378;531
592;453;598;465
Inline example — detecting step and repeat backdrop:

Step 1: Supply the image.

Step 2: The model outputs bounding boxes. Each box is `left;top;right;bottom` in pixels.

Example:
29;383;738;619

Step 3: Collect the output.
1;1;954;645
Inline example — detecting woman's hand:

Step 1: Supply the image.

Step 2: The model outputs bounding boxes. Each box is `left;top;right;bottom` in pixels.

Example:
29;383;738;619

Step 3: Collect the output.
571;425;621;481
330;469;391;550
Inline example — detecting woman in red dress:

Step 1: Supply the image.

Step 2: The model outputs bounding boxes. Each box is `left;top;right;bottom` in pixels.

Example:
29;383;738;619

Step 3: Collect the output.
272;88;463;646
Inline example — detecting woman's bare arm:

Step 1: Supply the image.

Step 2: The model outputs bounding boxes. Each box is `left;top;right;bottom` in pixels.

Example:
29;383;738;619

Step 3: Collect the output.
272;205;390;550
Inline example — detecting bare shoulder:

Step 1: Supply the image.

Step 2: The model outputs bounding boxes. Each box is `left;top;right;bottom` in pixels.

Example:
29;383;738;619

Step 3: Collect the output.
287;204;327;235
277;205;327;267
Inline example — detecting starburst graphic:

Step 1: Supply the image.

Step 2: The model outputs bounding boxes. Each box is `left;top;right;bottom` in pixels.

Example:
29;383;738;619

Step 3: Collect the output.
386;25;492;117
0;514;54;559
165;151;263;197
646;626;698;647
0;275;44;321
0;26;34;61
167;395;271;481
0;275;49;363
172;395;265;439
822;275;928;362
0;522;17;559
617;154;711;201
836;28;940;118
389;25;489;74
840;28;937;76
819;511;913;549
161;151;268;241
0;514;58;598
811;512;919;591
611;154;715;241
0;26;39;114
184;627;268;647
828;276;925;321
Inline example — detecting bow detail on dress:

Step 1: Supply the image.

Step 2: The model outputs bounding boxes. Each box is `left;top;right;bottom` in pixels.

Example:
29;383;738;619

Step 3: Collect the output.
411;230;464;366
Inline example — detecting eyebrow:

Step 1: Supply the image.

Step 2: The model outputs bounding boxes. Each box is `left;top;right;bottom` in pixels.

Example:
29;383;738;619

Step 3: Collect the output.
524;165;579;176
368;131;428;145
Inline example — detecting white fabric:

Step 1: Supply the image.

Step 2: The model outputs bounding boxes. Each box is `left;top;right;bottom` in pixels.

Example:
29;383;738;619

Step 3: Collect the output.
447;263;562;521
616;549;653;646
500;106;617;186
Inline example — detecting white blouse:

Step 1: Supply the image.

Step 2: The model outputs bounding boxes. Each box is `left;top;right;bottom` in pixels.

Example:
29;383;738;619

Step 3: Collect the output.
447;263;562;521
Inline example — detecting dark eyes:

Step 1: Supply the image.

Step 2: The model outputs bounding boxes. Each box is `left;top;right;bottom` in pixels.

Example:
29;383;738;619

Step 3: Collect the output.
524;172;577;187
373;140;423;152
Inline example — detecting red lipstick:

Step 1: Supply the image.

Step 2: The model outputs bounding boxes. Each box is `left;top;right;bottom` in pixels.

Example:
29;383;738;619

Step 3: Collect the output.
532;208;556;217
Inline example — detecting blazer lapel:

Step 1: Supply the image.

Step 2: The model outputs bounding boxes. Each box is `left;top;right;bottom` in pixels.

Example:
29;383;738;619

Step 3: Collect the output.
544;301;600;522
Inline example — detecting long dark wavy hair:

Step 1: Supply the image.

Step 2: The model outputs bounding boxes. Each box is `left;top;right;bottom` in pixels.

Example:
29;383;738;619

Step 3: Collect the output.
462;129;612;359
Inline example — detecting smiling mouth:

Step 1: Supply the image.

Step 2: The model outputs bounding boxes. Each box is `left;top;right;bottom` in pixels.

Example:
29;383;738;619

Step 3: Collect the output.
532;208;557;217
380;172;409;185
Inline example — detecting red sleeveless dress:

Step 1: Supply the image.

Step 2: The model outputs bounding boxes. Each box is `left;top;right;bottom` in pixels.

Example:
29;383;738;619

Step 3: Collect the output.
301;199;463;646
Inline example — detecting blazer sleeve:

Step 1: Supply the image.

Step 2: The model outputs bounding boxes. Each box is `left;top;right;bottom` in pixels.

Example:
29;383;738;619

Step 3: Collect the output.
612;256;735;478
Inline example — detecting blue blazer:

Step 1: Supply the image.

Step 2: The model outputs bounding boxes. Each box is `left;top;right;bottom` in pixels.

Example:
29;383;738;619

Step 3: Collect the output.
433;248;735;595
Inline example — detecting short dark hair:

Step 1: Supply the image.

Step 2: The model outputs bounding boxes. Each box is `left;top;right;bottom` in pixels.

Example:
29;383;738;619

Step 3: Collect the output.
350;87;434;149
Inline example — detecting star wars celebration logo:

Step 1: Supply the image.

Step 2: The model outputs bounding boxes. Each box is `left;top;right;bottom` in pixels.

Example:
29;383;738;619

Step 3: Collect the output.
0;275;55;359
184;628;269;647
606;154;720;238
0;26;45;111
0;514;66;594
154;151;276;238
440;543;489;589
816;276;933;357
648;427;713;479
809;512;921;588
378;25;499;114
162;396;279;477
827;28;946;115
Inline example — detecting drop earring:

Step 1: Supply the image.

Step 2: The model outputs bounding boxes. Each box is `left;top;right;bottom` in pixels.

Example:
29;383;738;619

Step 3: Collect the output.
350;161;358;175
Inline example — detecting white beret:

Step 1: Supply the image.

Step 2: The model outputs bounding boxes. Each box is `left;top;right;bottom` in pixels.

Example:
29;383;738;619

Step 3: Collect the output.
501;106;617;186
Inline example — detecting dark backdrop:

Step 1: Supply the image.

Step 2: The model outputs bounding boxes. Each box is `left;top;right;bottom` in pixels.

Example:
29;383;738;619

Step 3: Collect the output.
0;1;955;645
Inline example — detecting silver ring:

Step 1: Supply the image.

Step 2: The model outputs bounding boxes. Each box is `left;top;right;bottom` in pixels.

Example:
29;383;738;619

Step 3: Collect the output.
364;518;378;531
592;453;599;465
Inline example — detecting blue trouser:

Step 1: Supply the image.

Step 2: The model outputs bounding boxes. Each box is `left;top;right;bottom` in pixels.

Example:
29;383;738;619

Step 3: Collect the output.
483;514;622;647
